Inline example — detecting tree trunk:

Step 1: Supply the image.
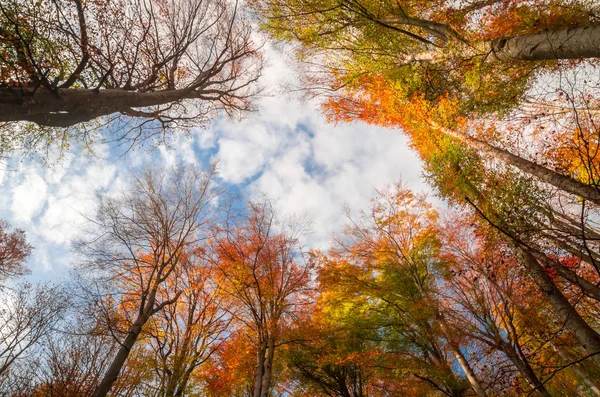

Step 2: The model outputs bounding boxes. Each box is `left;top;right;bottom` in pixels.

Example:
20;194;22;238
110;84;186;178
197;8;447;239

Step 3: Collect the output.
490;24;600;61
91;319;144;397
438;317;488;397
552;343;600;396
174;366;195;397
451;346;488;397
499;340;551;397
518;247;600;367
534;251;600;302
253;342;267;397
0;87;201;127
260;337;276;397
433;122;600;206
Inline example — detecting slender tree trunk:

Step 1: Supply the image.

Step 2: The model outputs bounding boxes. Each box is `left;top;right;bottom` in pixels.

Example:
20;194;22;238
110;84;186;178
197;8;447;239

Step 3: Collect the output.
438;317;488;397
91;319;145;397
433;122;600;206
253;341;267;397
534;251;600;302
260;336;276;397
164;357;184;397
174;367;195;397
489;24;600;61
499;340;551;397
518;247;600;366
552;343;600;396
451;346;488;397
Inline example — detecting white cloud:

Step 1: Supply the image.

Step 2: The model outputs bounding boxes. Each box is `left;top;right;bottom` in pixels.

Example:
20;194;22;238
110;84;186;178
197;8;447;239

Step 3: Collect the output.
11;172;48;222
0;40;428;280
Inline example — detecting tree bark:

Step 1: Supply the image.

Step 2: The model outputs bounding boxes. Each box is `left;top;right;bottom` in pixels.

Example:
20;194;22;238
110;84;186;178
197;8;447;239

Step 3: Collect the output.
260;337;276;397
490;24;600;61
433;122;600;206
0;87;207;127
253;341;267;397
499;340;551;397
552;343;600;396
518;247;600;367
438;317;488;397
451;346;488;397
535;251;600;302
91;319;145;397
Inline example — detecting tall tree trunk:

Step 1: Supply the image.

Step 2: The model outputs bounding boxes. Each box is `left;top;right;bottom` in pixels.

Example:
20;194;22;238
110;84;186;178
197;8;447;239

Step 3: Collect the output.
499;340;551;397
92;287;162;397
451;346;488;397
164;355;185;397
433;122;600;206
489;24;600;61
253;341;267;397
91;318;145;397
534;250;600;302
0;87;201;127
174;366;195;397
518;247;600;366
260;336;276;397
552;343;600;396
438;317;488;397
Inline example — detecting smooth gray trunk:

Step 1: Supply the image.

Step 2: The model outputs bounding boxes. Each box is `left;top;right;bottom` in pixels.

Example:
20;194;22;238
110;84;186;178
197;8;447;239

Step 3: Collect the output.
438;317;488;397
490;24;600;61
435;123;600;206
500;340;551;397
253;341;266;397
0;87;202;127
451;346;488;397
552;344;600;396
518;247;600;367
260;337;276;397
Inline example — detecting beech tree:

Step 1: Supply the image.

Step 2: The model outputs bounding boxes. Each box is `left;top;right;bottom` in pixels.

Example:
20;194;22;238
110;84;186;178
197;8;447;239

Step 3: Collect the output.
75;164;220;397
211;200;315;397
0;219;32;281
252;0;599;110
143;247;230;397
0;284;69;392
315;185;477;396
0;0;262;153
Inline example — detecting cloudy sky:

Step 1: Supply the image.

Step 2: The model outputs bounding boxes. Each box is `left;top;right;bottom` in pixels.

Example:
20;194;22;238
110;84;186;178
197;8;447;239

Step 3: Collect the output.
0;43;427;283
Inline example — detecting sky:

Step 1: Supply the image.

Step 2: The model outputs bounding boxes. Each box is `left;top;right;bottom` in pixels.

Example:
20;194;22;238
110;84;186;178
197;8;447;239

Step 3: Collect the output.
0;42;427;284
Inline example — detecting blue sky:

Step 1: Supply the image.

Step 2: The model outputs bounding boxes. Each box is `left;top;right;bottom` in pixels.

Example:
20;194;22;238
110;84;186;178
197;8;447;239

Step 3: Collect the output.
0;43;427;283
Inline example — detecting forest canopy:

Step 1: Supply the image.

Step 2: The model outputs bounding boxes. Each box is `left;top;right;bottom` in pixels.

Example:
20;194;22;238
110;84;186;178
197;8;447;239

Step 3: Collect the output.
2;0;600;396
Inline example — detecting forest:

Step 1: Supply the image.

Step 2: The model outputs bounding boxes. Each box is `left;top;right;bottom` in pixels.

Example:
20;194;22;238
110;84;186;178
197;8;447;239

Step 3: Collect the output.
1;0;600;396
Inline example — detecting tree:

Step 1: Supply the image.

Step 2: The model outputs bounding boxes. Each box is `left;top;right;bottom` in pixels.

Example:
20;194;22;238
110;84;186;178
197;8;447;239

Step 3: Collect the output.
439;215;555;396
75;164;220;397
253;0;600;209
252;0;599;111
0;284;69;388
143;247;231;397
211;200;315;397
0;219;32;281
418;132;600;368
27;325;121;397
281;273;393;397
317;185;478;396
0;220;67;395
0;0;262;153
